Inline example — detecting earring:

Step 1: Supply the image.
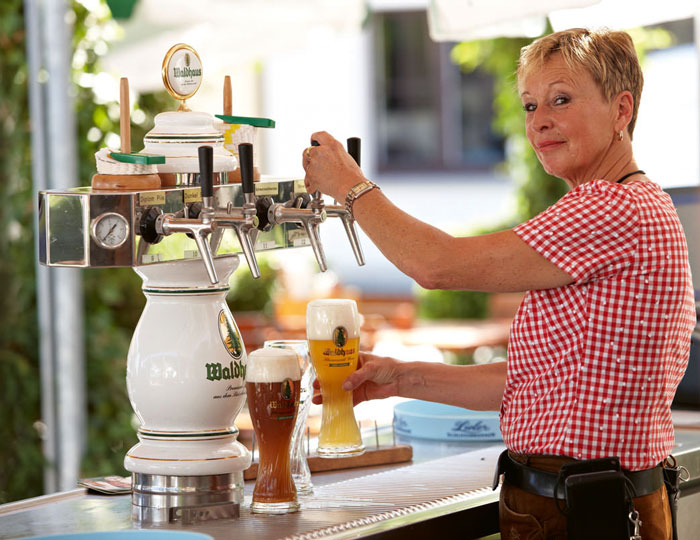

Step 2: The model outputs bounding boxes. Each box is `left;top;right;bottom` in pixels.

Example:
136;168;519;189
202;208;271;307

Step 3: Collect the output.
618;130;624;141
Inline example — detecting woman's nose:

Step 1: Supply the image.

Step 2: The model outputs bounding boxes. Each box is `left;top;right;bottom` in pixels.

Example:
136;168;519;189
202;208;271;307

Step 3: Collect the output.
531;107;552;131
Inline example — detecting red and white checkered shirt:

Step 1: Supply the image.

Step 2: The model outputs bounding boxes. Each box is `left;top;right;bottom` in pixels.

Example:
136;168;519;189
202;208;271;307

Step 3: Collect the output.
502;179;696;470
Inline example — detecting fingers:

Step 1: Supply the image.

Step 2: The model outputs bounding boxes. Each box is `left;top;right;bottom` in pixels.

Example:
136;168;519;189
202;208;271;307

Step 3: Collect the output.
342;360;377;392
353;384;370;407
302;146;314;191
312;378;322;405
313;355;398;408
302;145;314;170
310;131;336;146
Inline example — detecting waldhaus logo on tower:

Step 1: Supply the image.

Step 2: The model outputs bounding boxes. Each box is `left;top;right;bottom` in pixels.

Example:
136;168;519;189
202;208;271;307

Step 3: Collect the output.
206;310;246;382
218;310;243;359
206;359;246;382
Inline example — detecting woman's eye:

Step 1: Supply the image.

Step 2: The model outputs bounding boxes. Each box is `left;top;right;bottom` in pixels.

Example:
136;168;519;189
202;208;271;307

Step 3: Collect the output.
522;103;536;112
554;95;569;105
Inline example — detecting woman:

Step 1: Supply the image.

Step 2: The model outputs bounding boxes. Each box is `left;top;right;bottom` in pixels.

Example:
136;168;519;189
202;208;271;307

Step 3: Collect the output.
303;28;695;539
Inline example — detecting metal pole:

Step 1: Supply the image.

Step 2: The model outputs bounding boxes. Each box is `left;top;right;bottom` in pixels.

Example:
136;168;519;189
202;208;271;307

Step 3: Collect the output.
25;0;55;495
25;0;86;494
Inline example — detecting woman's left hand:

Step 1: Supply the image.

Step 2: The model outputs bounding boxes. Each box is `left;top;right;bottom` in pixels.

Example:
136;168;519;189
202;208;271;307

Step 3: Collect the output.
302;131;365;201
312;352;402;407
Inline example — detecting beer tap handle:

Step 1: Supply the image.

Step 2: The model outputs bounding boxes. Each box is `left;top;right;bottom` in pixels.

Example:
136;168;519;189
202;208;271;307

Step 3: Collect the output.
347;137;361;166
310;140;323;209
196;146;219;284
235;143;261;279
239;143;256;206
199;145;214;210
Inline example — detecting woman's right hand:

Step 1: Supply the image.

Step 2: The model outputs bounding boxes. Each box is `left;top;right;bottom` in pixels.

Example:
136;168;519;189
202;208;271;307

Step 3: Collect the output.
312;352;403;406
302;131;365;202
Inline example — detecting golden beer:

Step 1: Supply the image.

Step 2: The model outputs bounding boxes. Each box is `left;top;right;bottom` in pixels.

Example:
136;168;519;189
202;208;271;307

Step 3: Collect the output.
246;348;301;514
306;299;365;457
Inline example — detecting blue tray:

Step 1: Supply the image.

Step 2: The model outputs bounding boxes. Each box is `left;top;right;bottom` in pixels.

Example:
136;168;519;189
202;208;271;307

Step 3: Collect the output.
393;399;502;442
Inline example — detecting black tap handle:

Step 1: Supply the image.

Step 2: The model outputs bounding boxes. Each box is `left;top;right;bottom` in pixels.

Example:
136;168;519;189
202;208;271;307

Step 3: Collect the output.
347;137;361;167
198;145;213;198
238;143;255;195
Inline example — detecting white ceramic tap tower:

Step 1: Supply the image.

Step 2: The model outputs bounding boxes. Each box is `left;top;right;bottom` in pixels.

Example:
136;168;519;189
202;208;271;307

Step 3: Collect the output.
124;255;251;522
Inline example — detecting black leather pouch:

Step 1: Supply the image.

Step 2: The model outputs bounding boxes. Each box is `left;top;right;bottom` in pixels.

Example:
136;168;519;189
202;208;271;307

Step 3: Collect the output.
558;457;634;540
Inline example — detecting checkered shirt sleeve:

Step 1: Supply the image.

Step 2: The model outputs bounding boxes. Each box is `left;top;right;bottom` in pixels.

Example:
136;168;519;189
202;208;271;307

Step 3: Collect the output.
513;180;638;283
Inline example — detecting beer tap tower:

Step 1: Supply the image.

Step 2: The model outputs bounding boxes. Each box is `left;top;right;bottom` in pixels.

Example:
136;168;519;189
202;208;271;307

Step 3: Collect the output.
36;43;368;524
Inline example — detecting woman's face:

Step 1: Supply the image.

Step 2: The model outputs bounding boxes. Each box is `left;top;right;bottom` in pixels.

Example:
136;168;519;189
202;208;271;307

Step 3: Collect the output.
520;54;617;185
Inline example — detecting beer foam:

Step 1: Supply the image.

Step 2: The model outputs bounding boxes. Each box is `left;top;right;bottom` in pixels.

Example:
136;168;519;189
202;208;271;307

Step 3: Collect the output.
246;348;301;383
306;299;360;340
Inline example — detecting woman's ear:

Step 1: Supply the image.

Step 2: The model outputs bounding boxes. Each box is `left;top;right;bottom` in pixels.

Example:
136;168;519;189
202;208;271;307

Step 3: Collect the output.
614;90;634;133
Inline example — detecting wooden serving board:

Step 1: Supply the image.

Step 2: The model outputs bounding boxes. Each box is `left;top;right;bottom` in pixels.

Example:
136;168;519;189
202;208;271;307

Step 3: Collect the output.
243;444;413;481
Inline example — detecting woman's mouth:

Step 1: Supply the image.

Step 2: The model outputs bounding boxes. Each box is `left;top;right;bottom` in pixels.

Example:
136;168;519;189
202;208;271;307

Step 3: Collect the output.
537;140;564;151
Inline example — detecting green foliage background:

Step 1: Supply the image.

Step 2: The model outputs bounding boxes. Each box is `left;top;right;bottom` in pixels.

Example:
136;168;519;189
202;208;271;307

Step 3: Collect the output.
0;0;277;503
0;0;44;504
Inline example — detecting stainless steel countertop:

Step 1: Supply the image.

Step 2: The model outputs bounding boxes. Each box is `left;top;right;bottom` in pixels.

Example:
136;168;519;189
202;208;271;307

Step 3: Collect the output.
0;443;504;540
3;426;700;540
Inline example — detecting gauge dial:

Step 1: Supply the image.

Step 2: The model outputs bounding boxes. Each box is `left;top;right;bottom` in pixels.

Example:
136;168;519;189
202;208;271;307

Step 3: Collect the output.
91;212;129;249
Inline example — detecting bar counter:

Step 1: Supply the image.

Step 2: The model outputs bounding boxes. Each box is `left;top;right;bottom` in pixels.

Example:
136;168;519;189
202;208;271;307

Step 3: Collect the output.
3;428;700;540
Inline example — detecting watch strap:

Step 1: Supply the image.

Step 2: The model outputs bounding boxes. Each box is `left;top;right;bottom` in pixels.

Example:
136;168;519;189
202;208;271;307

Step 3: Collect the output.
345;180;379;217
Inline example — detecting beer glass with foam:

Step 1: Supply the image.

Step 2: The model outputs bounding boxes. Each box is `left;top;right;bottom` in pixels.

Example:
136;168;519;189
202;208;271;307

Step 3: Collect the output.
264;339;314;494
246;347;301;514
306;299;365;457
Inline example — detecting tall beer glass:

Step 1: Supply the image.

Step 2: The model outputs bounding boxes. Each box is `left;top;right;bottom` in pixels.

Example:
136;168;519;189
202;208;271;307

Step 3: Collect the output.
306;299;365;458
264;339;314;495
246;347;301;514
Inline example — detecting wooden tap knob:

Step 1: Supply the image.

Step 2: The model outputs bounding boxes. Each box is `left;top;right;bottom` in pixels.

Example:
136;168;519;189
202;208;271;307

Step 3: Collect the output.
120;77;131;154
223;76;232;116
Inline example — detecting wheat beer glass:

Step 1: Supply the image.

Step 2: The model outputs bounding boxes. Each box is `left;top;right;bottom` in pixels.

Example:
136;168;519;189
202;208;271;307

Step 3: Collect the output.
246;348;301;514
263;339;314;494
306;299;365;458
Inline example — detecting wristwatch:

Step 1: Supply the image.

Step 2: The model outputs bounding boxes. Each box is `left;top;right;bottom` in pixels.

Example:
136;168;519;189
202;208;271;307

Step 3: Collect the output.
344;180;379;218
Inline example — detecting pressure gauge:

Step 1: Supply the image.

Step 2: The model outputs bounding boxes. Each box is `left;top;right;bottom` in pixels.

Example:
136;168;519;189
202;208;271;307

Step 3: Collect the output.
91;212;129;249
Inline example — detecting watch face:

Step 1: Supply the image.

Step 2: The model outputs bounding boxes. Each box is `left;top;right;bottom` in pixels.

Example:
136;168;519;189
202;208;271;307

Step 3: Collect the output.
352;182;369;196
91;212;129;249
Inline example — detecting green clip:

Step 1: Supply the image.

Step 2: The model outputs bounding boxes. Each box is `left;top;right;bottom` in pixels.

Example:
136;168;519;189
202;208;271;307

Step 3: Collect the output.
110;152;166;165
215;114;276;128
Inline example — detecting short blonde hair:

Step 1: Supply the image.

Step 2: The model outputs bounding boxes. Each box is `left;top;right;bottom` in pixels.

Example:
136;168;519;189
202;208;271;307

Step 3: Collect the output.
517;28;644;137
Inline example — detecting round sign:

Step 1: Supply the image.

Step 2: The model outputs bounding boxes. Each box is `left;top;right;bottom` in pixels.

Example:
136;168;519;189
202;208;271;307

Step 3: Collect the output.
161;43;203;101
